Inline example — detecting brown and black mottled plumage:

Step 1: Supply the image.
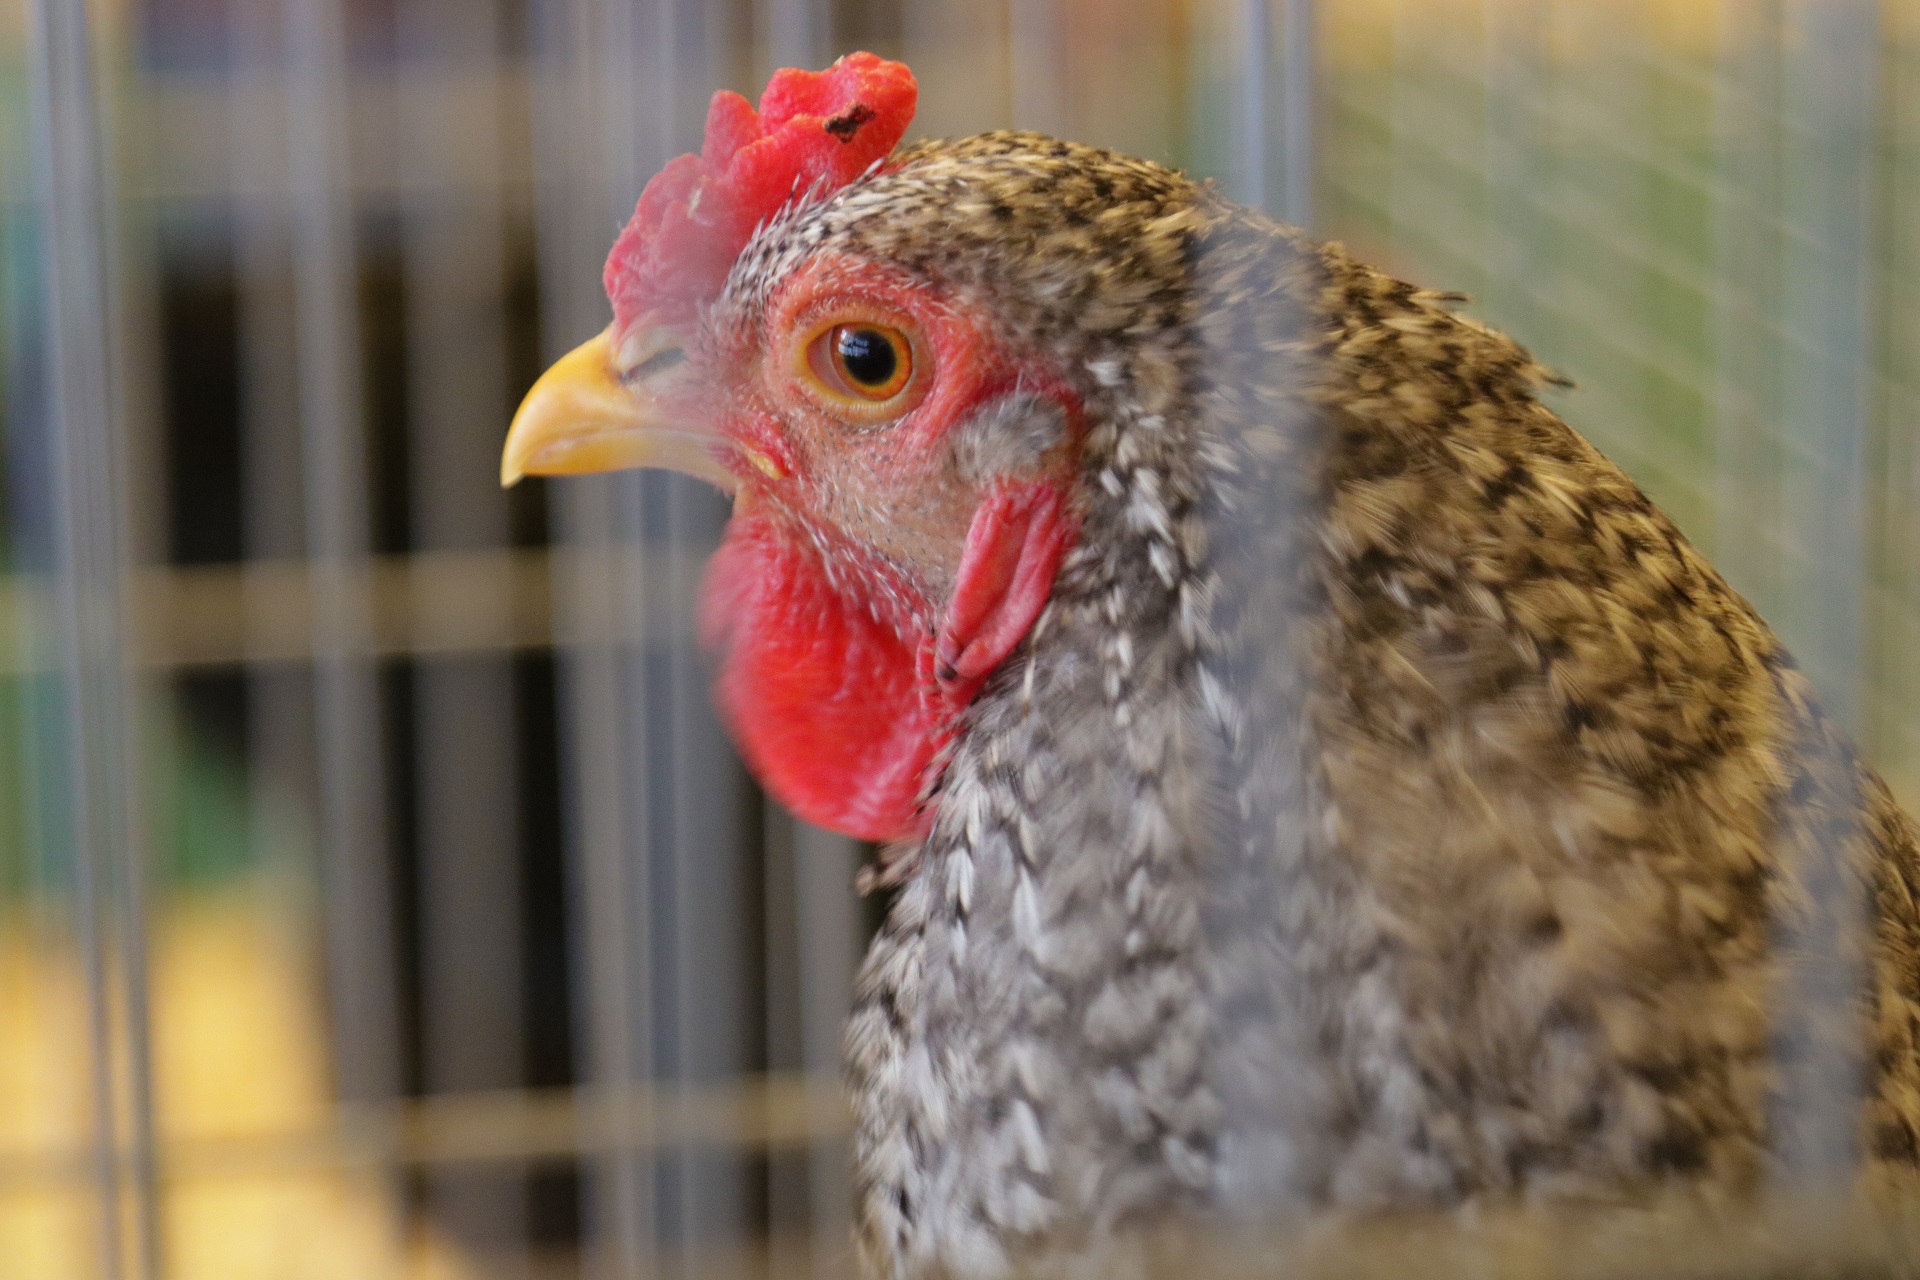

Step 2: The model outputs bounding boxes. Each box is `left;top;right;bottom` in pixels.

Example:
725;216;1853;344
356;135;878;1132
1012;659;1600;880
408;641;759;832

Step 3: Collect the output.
716;131;1920;1278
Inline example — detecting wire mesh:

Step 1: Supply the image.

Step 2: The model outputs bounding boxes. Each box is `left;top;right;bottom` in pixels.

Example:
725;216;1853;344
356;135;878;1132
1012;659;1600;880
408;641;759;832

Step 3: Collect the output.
0;0;1917;1276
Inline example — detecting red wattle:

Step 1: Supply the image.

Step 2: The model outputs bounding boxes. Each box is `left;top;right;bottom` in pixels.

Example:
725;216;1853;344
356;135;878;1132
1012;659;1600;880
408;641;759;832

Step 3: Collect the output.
699;483;1075;844
936;481;1077;708
700;515;946;842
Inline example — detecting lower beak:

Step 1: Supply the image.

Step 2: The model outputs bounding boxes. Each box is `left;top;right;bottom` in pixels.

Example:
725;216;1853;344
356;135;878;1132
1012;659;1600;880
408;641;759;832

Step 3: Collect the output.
500;327;737;491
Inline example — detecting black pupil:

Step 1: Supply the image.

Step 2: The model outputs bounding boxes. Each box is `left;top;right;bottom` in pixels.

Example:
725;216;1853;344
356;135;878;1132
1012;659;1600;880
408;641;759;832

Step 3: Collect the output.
836;327;898;388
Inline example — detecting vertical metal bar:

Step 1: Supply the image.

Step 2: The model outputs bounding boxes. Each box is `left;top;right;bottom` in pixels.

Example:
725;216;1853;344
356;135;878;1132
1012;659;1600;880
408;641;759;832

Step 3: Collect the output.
1008;0;1066;136
761;823;861;1268
0;48;80;1275
766;0;826;70
1716;0;1881;1195
553;494;650;1280
760;802;807;1241
609;0;668;1263
1383;0;1422;271
1770;0;1881;1186
792;821;860;1262
1238;0;1270;209
1713;0;1786;623
1879;0;1920;802
24;0;159;1275
1277;0;1313;227
644;0;692;1256
606;0;749;1259
528;0;654;1270
903;0;1014;137
285;0;403;1203
232;0;324;905
659;0;760;1253
1776;0;1879;738
761;0;863;1268
1480;0;1545;344
395;0;531;1267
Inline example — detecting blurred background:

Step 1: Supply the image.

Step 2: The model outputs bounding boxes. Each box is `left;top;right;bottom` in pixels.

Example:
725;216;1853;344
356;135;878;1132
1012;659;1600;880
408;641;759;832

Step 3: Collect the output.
0;0;1916;1276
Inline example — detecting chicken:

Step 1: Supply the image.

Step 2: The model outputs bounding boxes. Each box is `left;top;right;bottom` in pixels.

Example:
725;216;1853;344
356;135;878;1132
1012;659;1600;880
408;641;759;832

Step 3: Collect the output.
501;53;1920;1279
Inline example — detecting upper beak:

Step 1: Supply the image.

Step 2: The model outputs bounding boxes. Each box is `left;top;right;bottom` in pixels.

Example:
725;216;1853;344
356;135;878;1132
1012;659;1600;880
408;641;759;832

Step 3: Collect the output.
501;327;737;491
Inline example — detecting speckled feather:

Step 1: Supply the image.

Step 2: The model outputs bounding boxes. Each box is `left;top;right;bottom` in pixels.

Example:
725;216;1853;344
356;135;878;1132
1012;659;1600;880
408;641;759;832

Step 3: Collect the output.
708;132;1920;1279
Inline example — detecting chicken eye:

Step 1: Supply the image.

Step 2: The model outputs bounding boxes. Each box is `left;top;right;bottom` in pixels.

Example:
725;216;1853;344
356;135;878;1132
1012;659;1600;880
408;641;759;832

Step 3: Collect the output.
808;322;913;403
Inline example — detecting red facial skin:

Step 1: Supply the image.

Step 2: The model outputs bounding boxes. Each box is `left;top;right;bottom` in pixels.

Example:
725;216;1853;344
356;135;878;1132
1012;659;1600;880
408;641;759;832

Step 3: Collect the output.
677;256;1081;842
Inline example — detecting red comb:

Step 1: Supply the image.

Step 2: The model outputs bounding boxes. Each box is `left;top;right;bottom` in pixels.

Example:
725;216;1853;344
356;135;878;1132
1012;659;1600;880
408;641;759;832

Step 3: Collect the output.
604;52;918;334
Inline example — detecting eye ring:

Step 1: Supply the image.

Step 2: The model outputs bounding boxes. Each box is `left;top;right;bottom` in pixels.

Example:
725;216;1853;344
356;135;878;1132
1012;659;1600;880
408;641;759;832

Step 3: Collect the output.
804;322;915;405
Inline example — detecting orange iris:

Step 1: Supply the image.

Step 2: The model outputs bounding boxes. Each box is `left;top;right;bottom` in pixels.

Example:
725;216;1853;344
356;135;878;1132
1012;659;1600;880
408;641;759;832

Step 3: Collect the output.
808;322;914;403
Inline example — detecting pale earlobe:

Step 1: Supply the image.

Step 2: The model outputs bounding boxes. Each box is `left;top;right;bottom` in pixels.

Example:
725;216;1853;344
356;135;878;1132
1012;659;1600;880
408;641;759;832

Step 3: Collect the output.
948;393;1073;487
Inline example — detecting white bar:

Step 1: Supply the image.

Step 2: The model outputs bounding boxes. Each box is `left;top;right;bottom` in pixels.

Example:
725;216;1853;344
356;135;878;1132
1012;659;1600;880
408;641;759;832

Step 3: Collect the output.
1239;0;1270;208
25;0;160;1273
652;0;762;1257
764;0;827;69
1008;0;1067;136
1278;0;1314;227
1711;0;1785;615
231;0;325;913
284;7;405;1266
528;0;656;1270
1480;0;1546;340
792;820;861;1265
1771;0;1879;1185
748;13;868;1248
395;0;533;1264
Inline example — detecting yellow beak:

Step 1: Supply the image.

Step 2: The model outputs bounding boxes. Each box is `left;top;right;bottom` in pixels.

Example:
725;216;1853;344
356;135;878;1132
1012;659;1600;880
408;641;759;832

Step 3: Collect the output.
500;327;737;491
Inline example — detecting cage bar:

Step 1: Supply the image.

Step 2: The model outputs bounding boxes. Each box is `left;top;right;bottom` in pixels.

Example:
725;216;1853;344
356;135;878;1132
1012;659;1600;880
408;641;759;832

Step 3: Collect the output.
24;0;160;1275
283;2;406;1266
0;2;1915;1276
